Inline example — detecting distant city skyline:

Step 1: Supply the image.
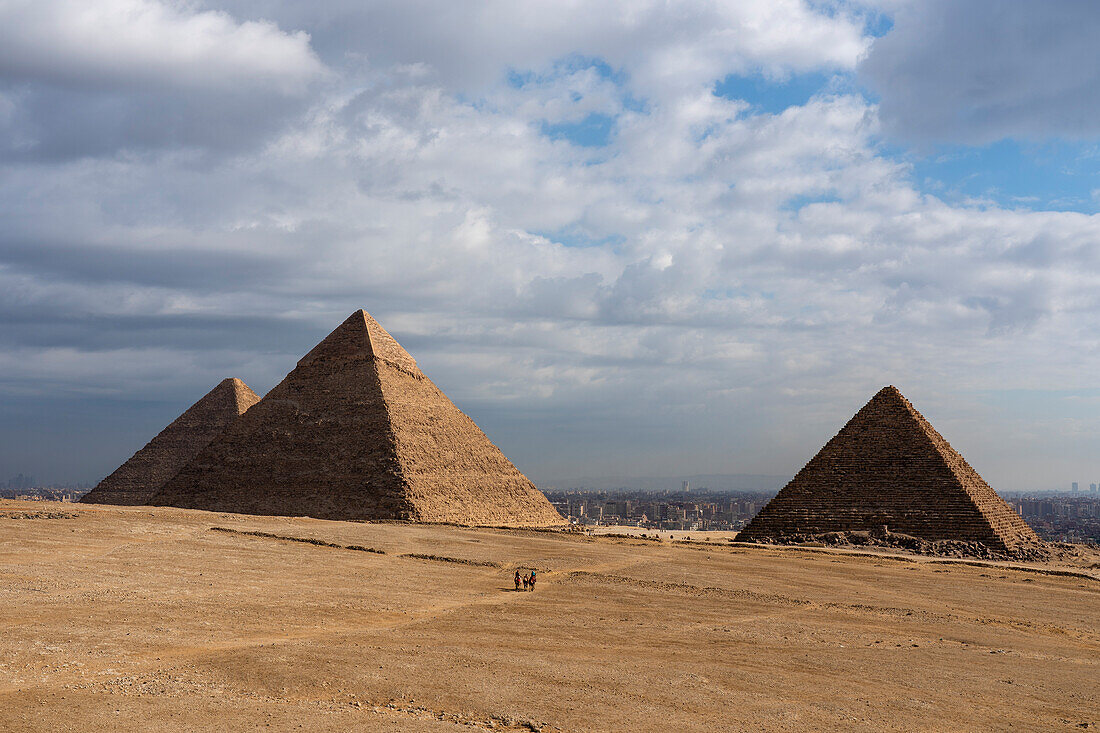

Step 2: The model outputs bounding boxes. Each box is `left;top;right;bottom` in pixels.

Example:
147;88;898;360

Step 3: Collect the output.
2;2;1100;489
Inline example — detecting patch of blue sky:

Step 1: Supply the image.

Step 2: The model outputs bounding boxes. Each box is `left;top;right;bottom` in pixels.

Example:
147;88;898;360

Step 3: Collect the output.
507;55;632;92
509;55;643;148
534;227;625;249
863;11;893;38
809;1;893;36
712;5;888;116
540;112;616;148
891;139;1100;214
713;72;833;115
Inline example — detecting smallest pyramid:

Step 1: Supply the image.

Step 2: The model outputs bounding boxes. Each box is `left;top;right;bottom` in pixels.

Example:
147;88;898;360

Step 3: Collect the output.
81;378;260;506
738;386;1040;551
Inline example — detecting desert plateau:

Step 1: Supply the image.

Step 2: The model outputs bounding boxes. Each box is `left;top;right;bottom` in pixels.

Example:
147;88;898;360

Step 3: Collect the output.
2;500;1097;732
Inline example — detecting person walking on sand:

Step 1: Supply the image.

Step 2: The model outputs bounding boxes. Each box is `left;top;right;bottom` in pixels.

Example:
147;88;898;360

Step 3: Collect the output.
528;569;537;592
522;573;530;591
514;570;521;591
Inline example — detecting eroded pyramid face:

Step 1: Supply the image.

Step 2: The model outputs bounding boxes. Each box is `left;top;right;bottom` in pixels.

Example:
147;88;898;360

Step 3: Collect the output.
149;310;562;527
738;386;1038;550
81;378;260;506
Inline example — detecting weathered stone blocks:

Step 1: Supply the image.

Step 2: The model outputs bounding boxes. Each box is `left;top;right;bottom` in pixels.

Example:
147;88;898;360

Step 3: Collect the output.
738;386;1039;551
148;310;563;527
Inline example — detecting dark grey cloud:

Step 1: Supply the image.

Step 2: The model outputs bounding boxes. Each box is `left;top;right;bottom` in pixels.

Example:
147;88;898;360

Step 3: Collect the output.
0;0;325;160
0;238;288;291
861;0;1100;143
0;84;315;161
0;311;313;354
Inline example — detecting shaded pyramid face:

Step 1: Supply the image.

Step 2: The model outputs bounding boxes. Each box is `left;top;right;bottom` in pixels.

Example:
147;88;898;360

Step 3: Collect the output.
81;378;261;506
738;386;1039;551
149;310;563;527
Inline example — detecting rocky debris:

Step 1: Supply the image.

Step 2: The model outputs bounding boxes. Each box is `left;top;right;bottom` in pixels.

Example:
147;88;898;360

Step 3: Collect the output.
399;553;503;568
208;526;386;554
0;510;78;520
739;386;1040;552
81;378;260;506
748;529;1061;560
150;310;563;527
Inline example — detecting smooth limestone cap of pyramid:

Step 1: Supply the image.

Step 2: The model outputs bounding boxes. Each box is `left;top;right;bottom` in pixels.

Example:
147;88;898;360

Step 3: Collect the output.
296;310;422;376
296;311;371;366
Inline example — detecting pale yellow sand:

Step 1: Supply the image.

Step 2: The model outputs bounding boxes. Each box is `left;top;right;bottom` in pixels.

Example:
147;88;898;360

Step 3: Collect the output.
2;500;1097;732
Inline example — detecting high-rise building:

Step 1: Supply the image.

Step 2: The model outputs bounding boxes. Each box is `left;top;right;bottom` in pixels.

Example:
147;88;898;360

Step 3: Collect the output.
682;480;690;492
1072;482;1079;493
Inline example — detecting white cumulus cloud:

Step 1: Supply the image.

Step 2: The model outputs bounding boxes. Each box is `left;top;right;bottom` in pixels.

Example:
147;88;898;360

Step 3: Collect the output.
0;0;324;92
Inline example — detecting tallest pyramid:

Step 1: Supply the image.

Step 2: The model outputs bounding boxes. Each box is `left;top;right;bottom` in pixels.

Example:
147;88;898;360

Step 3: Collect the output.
150;310;562;527
738;386;1039;551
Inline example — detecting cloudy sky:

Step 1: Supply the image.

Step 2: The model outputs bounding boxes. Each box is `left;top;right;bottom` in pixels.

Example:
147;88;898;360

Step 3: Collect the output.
2;0;1098;490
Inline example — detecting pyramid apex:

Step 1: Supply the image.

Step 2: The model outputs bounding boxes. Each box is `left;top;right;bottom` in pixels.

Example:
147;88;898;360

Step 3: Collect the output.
295;309;421;375
871;385;911;407
296;311;372;367
360;309;421;375
203;377;256;402
221;377;261;411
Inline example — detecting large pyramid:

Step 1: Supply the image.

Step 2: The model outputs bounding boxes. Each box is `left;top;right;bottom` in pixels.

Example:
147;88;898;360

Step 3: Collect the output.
738;386;1039;551
149;310;563;526
81;378;261;506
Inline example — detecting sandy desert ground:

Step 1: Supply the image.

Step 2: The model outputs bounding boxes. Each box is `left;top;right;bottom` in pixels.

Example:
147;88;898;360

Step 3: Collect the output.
1;499;1098;732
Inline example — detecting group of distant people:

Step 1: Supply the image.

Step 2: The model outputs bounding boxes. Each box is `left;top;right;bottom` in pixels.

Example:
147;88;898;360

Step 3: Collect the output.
514;569;537;591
